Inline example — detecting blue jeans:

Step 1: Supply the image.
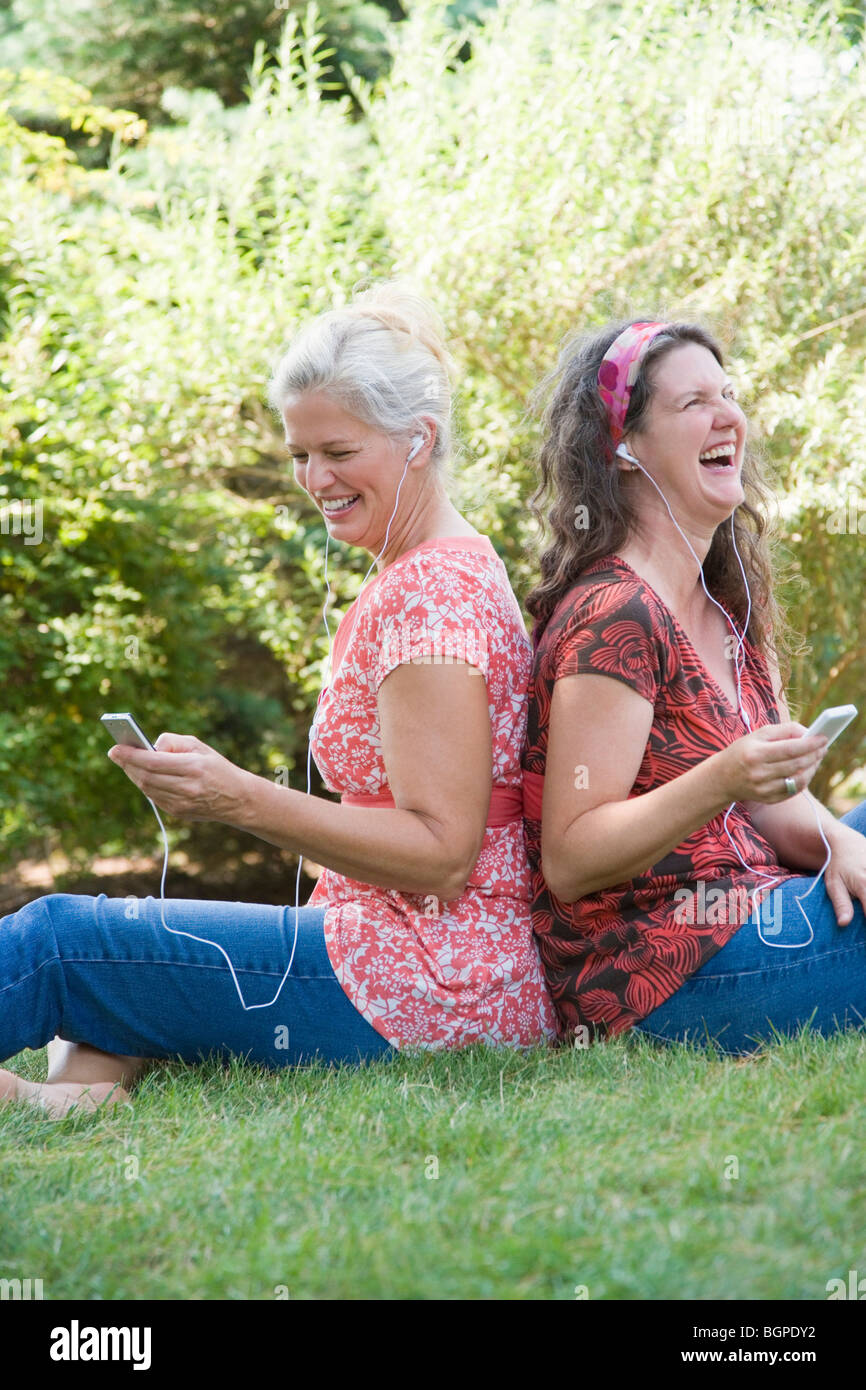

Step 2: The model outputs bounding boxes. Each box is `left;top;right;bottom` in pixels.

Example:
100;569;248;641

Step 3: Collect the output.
632;799;866;1054
0;895;395;1070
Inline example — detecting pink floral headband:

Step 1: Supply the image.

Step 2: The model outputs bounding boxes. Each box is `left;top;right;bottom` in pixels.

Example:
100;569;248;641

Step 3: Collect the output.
597;321;671;446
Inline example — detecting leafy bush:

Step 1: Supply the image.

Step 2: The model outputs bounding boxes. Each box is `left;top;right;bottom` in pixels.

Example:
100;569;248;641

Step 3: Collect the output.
0;0;404;121
0;47;378;866
2;0;866;871
363;0;866;795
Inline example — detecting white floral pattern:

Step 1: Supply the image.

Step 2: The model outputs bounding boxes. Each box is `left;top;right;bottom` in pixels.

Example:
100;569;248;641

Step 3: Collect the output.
308;536;558;1049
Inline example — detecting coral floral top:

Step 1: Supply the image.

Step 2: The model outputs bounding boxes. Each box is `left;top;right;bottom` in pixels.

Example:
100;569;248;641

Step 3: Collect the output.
308;535;558;1050
522;554;798;1042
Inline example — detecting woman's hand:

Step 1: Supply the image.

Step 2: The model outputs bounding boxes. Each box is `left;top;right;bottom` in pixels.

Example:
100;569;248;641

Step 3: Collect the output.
106;733;254;824
821;821;866;927
713;722;828;805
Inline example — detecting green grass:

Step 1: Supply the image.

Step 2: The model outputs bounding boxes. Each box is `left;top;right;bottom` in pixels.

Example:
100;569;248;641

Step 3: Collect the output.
1;1032;864;1300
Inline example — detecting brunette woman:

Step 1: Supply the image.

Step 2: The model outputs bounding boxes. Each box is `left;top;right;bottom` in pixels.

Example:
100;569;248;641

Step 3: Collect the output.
522;319;866;1051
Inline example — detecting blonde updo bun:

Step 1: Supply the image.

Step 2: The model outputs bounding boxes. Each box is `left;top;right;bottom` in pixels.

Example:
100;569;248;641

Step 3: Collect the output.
268;279;457;473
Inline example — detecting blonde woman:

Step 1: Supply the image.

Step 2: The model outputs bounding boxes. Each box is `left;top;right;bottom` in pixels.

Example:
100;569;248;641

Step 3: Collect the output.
0;283;556;1116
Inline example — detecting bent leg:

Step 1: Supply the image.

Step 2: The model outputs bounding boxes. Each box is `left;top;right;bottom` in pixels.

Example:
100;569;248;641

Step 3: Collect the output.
632;799;866;1054
1;892;394;1072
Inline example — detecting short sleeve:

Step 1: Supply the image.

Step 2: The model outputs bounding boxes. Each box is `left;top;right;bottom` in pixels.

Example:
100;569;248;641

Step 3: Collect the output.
370;553;493;693
553;580;664;705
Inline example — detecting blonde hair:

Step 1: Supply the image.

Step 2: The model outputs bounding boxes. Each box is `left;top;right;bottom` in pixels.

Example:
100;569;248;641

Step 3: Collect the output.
268;280;457;479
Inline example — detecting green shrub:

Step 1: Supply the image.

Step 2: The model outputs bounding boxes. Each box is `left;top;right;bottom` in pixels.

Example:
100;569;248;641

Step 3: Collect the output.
2;0;866;869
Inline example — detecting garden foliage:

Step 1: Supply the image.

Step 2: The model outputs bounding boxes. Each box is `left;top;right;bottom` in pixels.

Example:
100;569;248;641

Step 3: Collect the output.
1;0;865;865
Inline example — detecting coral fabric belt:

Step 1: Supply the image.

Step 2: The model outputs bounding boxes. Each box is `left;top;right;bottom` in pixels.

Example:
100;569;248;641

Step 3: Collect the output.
521;769;544;821
340;784;524;828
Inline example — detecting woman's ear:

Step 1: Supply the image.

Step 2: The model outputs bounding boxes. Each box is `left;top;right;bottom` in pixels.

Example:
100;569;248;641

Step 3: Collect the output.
420;415;438;451
407;417;437;465
615;438;639;470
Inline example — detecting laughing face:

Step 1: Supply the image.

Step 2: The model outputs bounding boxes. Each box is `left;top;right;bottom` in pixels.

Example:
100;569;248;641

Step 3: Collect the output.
282;391;427;562
621;342;747;522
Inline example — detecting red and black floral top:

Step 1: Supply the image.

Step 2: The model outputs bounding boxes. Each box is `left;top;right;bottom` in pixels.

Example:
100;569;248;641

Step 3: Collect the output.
521;554;798;1041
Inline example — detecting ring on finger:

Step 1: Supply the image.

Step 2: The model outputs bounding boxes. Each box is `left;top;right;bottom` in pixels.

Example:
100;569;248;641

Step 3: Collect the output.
784;776;797;797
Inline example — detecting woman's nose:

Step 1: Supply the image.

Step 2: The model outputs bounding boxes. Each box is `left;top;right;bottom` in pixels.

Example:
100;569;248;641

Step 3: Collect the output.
716;396;744;428
303;455;337;493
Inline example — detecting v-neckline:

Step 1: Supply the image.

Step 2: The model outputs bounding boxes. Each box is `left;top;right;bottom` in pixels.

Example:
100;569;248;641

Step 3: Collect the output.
599;554;747;722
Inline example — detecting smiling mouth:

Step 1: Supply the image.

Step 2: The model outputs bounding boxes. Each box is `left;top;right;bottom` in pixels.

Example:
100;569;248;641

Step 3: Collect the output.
698;444;737;470
321;494;361;515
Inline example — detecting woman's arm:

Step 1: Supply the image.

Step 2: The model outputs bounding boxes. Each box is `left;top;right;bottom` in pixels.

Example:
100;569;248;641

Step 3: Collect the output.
109;659;492;904
541;674;731;903
541;672;827;905
234;658;492;901
740;651;840;870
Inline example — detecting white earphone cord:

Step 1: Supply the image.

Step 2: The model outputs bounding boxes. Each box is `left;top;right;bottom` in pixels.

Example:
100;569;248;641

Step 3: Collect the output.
144;440;419;1010
623;449;827;948
144;433;817;1000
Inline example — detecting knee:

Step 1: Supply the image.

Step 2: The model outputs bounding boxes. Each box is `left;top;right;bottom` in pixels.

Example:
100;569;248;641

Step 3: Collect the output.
5;892;58;948
11;893;87;957
31;893;77;926
5;891;57;928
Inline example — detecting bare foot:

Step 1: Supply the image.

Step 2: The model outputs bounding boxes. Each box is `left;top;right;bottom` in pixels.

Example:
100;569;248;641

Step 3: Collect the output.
0;1067;129;1119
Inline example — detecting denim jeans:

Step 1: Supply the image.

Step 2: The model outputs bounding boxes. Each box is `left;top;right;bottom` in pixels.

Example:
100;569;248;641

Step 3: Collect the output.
0;894;395;1070
632;798;866;1054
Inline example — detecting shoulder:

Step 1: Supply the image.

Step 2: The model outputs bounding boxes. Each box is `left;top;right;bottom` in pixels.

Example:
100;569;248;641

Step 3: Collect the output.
368;542;528;691
541;560;670;653
370;541;520;623
532;559;675;695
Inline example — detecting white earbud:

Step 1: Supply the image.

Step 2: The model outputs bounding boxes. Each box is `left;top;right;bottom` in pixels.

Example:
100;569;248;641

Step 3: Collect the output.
616;441;639;464
407;434;425;462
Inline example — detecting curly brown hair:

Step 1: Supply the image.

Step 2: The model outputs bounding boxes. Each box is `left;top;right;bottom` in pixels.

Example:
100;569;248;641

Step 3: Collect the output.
524;317;798;686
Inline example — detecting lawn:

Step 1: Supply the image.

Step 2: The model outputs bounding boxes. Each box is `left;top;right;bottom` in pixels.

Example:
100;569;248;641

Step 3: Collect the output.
1;1029;864;1301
